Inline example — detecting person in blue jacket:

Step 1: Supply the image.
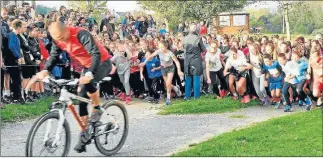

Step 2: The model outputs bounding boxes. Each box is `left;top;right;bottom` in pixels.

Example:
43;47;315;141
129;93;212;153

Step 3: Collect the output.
7;19;24;103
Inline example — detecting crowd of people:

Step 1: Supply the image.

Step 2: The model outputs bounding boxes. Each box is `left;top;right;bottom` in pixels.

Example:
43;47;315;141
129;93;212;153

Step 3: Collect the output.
1;3;322;113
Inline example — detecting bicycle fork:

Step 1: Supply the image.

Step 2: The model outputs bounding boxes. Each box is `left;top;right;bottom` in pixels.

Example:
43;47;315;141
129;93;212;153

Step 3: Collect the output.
43;109;66;147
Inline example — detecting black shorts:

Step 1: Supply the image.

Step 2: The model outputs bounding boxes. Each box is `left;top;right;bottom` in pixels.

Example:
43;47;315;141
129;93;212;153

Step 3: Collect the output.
229;68;247;81
21;65;36;79
80;59;112;94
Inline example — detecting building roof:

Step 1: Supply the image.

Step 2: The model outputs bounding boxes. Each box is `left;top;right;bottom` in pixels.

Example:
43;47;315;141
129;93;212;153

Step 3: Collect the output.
218;12;250;16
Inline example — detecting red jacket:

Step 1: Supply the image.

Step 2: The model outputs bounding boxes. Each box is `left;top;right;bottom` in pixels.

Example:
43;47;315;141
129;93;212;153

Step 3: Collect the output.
54;27;111;69
199;26;207;35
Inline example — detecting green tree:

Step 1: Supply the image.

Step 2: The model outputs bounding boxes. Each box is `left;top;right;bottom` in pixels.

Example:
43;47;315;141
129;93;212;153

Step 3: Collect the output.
67;0;107;23
35;5;56;15
138;0;249;31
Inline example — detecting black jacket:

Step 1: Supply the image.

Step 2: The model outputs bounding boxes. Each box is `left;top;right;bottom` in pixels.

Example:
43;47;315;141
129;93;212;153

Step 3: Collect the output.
183;33;206;76
138;21;148;35
28;36;41;61
18;34;34;65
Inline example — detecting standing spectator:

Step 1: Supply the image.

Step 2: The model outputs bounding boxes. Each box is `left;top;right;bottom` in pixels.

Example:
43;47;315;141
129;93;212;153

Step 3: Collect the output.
22;2;32;21
85;11;97;30
69;9;76;19
138;16;148;38
199;21;207;36
35;13;45;28
176;22;185;33
122;12;131;31
7;5;17;18
1;8;11;104
100;12;114;39
7;19;25;104
147;15;155;28
18;21;35;102
183;25;206;100
159;23;167;36
59;6;67;23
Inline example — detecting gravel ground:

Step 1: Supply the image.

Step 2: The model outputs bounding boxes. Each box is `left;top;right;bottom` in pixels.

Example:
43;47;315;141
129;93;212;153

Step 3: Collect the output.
0;99;305;156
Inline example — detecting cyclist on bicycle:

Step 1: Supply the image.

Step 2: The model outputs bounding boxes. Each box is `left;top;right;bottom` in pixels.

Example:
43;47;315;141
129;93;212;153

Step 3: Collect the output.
36;22;112;153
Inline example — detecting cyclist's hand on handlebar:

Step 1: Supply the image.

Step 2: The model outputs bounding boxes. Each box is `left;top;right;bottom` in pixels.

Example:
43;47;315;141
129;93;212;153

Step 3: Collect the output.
79;76;94;84
36;70;49;80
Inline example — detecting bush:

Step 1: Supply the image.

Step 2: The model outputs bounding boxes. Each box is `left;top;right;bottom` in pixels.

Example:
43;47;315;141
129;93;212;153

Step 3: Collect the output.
311;28;323;36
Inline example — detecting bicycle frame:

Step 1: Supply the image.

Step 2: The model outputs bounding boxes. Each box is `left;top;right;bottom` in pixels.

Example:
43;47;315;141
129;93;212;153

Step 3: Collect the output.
42;77;119;148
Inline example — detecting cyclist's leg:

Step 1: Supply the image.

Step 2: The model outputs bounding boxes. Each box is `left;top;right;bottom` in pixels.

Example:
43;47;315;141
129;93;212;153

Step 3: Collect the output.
78;84;89;127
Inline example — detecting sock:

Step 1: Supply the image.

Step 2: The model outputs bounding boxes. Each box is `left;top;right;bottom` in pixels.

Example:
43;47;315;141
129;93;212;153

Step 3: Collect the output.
167;93;170;99
4;90;10;96
172;86;179;92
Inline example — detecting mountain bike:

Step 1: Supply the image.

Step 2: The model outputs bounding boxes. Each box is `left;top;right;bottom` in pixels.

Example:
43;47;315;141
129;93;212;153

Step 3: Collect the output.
25;76;129;156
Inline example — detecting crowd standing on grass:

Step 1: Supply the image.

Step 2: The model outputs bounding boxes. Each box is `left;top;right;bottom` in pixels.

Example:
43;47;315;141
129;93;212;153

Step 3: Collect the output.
1;3;323;112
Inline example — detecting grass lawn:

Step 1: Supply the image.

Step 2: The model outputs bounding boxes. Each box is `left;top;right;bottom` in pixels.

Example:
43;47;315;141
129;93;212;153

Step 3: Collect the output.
159;95;259;115
174;109;322;157
0;97;55;122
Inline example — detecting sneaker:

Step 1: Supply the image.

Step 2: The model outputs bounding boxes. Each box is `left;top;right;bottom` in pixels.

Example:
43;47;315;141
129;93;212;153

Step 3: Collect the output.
175;86;182;97
305;97;312;106
264;96;271;106
219;90;225;97
244;95;250;103
260;98;265;106
298;100;304;107
125;96;131;105
90;108;103;123
284;105;292;112
33;92;40;100
233;95;238;100
13;98;25;105
119;93;126;101
317;97;323;107
74;129;91;153
3;96;12;104
1;97;10;104
274;102;282;109
165;98;171;106
24;91;34;103
252;95;258;100
240;97;246;103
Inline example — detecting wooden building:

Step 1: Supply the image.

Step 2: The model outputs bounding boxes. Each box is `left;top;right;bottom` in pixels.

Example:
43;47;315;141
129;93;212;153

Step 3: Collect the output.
212;12;250;35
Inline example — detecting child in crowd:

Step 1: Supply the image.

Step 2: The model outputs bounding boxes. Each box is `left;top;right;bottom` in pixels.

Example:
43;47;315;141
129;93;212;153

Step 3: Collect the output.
111;41;132;104
263;54;283;108
140;49;163;104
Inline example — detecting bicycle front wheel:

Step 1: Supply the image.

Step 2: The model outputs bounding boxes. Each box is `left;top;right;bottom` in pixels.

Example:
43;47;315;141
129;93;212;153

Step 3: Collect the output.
94;100;129;156
25;112;71;157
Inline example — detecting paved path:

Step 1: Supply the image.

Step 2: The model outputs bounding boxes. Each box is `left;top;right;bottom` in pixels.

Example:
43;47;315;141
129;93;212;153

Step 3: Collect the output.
1;99;306;156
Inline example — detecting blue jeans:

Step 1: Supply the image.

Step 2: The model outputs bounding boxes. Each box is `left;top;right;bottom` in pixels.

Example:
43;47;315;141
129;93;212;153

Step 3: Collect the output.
185;75;201;99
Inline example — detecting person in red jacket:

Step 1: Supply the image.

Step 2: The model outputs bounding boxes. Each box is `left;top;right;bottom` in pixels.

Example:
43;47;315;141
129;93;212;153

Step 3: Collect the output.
199;21;207;36
36;22;112;153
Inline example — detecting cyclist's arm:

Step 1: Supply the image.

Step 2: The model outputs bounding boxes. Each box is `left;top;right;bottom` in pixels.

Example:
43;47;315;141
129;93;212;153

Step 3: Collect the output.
43;41;62;72
77;30;101;75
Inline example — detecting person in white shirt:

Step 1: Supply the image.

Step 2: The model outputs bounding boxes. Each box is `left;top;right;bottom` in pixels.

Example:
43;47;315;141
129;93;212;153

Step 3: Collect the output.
205;41;228;98
223;47;253;103
249;43;269;105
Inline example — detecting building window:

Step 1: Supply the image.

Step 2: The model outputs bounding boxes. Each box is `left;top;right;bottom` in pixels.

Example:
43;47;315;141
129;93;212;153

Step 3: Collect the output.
233;15;246;26
219;16;230;26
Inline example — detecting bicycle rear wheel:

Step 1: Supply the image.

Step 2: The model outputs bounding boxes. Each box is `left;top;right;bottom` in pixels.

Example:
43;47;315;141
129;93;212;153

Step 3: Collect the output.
94;100;129;156
25;112;71;157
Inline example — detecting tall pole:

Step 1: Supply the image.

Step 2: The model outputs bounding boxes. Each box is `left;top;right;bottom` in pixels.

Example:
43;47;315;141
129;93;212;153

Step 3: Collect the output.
282;5;285;34
284;1;291;41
